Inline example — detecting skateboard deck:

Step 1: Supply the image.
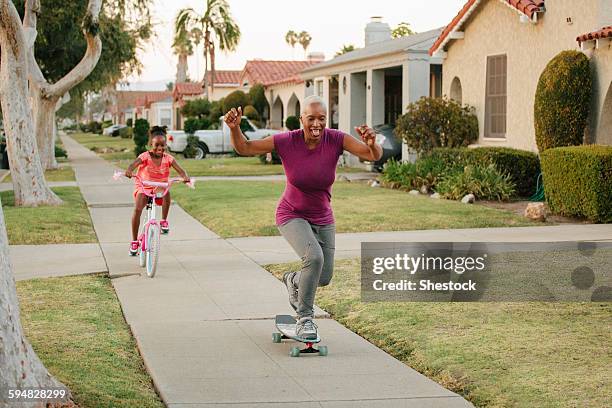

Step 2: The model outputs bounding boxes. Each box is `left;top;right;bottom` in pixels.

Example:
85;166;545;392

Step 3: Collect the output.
275;314;321;343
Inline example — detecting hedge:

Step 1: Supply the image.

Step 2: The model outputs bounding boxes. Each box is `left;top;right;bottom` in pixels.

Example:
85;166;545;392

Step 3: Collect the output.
425;147;540;197
540;145;612;222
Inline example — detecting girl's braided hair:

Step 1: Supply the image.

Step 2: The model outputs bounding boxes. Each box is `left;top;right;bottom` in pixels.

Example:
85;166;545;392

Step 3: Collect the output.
149;125;167;142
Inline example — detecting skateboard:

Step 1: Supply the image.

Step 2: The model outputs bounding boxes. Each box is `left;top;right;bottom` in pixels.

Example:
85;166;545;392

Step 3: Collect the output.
273;315;328;357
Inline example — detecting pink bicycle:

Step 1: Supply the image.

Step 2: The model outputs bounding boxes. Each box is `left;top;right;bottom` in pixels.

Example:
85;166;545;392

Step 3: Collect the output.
114;171;195;277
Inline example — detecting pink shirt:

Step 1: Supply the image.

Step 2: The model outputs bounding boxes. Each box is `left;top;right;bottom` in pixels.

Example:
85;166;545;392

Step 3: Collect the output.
134;152;175;197
274;129;345;226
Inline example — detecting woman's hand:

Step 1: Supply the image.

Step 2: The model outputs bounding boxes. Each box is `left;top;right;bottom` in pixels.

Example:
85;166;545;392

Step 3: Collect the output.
125;169;134;178
356;124;376;146
224;107;242;129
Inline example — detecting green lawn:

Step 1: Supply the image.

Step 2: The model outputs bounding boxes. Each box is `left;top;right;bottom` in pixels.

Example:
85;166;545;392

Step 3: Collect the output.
266;258;611;408
17;274;164;408
3;166;75;183
171;180;536;238
1;187;96;244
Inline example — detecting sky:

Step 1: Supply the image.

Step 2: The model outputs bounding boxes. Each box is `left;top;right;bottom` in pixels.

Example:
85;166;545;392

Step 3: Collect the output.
125;0;466;89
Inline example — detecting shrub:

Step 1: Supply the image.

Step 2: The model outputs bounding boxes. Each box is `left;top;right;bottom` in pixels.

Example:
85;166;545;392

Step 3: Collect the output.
133;118;150;156
395;96;478;153
380;159;417;190
425;147;540;197
181;98;211;119
209;101;223;124
540;145;612;222
126;118;133;127
285;115;300;130
82;121;102;134
248;84;267;119
54;145;67;158
102;120;113;129
183;135;201;159
222;90;250;112
534;50;592;152
243;105;260;121
119;127;133;139
184;118;210;135
436;164;515;201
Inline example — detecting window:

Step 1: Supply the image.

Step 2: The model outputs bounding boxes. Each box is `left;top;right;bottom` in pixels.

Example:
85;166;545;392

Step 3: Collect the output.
316;80;323;96
484;54;507;138
159;109;172;127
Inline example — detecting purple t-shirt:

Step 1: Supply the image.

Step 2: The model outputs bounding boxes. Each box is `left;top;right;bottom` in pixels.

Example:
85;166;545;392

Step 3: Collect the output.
274;128;345;226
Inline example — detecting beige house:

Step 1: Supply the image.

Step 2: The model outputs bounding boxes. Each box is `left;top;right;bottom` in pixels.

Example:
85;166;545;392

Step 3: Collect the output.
301;18;443;162
144;92;173;128
172;82;205;130
429;0;612;151
204;70;245;101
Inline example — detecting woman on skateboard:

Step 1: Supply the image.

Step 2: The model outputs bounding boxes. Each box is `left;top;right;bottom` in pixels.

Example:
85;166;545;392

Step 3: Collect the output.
225;95;382;340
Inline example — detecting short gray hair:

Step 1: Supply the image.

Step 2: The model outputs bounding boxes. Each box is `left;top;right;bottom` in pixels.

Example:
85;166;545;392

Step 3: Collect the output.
302;95;327;114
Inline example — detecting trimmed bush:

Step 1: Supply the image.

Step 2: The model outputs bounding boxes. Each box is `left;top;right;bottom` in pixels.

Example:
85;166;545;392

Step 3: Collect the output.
243;105;260;121
184;118;211;135
126;118;133;127
380;159;417;190
285;115;300;130
425;147;540;197
183;135;201;159
133;118;150;156
436;164;515;201
54;145;67;158
222;90;250;112
119;127;133;139
394;96;478;153
540;145;612;222
534;50;592;152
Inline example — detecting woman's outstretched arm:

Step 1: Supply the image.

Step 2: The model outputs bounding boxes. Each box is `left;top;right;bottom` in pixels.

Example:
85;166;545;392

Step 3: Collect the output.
342;125;383;161
225;107;275;156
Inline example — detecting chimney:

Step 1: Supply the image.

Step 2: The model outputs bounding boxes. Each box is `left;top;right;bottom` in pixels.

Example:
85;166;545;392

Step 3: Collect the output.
365;16;391;47
307;52;325;62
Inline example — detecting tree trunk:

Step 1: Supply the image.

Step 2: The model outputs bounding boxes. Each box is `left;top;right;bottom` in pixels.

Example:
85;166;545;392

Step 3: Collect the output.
24;0;102;170
176;53;188;83
31;90;60;170
0;0;61;206
0;198;74;407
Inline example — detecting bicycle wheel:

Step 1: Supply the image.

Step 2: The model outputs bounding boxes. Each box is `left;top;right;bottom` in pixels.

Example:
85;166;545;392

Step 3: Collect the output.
146;223;161;278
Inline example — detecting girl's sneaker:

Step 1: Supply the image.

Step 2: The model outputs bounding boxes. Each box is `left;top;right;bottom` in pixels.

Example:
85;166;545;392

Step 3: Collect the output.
160;220;170;234
129;240;139;256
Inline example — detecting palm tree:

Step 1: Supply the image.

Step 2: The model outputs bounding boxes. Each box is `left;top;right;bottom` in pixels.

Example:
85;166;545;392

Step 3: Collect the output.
285;30;298;59
176;0;241;94
172;16;194;83
298;31;312;58
335;44;356;56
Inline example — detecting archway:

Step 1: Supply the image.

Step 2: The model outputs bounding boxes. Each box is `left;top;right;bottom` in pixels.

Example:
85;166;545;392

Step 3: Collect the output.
450;76;463;104
596;82;612;145
271;96;284;129
287;93;300;117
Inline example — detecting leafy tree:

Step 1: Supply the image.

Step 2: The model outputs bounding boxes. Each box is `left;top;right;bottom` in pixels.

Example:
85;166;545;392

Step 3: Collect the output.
181;98;211;119
166;81;174;91
223;90;250;112
285;116;300;130
243;105;260;121
395;97;478;153
392;22;416;38
248;84;267;119
176;0;240;93
335;44;356;56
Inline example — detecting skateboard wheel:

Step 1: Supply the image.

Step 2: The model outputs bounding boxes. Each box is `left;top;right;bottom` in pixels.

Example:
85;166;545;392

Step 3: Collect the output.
272;333;282;343
290;347;301;357
318;346;328;356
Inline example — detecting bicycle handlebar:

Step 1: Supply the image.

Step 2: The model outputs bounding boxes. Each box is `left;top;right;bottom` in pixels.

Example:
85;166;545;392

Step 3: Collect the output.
113;171;195;198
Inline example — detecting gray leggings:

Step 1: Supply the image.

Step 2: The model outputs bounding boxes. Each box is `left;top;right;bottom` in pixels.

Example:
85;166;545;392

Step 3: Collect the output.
278;218;336;318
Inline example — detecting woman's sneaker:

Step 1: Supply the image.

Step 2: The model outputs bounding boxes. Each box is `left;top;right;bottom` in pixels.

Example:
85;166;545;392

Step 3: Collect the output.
282;272;299;311
160;220;169;234
129;240;139;256
296;317;318;340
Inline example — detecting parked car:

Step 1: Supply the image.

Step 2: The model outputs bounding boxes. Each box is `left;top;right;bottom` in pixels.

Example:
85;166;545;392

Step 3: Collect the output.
167;117;279;159
103;124;126;136
371;124;402;172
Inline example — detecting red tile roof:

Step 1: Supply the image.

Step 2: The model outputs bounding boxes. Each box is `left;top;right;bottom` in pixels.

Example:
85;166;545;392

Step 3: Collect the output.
144;91;172;108
577;26;612;43
204;70;242;85
429;0;545;55
174;82;204;97
240;60;321;87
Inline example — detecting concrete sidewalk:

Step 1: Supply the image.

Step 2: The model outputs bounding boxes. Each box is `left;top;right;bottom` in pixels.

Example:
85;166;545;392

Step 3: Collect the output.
62;135;473;407
228;224;612;265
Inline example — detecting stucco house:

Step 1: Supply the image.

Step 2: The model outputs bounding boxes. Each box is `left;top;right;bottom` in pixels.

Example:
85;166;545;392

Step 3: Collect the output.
240;59;323;129
429;0;612;151
300;18;443;162
172;82;205;130
203;70;244;101
143;92;173;128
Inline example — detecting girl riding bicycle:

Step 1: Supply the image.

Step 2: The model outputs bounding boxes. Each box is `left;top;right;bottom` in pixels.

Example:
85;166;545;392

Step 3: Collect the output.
124;126;190;255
